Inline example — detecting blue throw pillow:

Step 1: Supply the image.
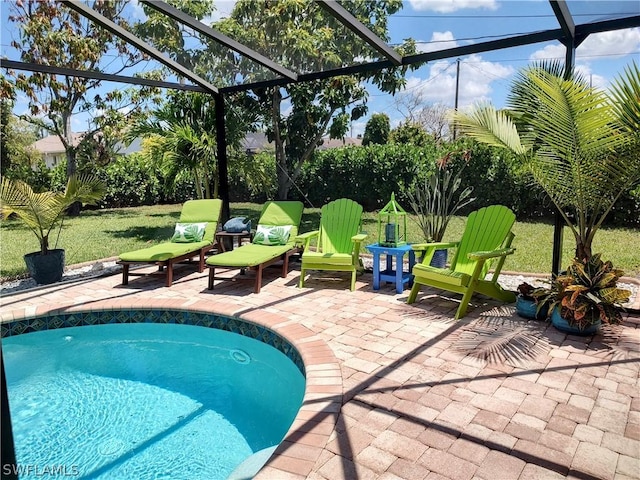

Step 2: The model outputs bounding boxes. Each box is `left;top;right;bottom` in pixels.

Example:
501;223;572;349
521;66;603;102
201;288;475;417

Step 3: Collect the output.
223;217;251;233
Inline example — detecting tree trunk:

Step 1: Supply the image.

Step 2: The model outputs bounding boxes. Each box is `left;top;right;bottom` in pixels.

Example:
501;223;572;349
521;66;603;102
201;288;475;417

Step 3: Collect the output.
63;114;81;216
575;241;592;263
271;89;290;200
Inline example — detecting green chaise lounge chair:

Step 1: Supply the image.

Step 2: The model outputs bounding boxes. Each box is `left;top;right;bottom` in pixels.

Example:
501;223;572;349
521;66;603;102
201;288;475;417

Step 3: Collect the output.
206;201;304;293
298;198;367;291
407;204;517;319
118;199;222;287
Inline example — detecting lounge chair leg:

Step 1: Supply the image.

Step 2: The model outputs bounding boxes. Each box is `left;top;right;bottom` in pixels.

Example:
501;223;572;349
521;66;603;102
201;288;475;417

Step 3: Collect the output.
198;249;205;272
255;265;263;293
298;268;305;288
350;270;356;291
166;263;173;287
208;268;215;290
282;253;290;277
122;264;129;285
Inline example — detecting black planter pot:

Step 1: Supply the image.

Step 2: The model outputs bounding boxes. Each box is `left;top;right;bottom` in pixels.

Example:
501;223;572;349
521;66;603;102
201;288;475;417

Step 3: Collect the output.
23;249;65;285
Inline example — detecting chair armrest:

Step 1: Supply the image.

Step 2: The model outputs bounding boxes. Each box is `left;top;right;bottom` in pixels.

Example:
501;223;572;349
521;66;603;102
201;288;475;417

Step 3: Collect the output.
352;233;367;243
295;231;318;241
467;247;515;260
295;230;319;249
412;241;458;251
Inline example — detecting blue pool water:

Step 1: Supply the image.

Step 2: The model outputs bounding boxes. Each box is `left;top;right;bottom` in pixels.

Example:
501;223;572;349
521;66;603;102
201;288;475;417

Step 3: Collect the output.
2;323;305;479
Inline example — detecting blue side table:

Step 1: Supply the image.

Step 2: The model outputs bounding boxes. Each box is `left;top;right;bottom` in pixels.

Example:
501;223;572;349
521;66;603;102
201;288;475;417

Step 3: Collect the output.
367;243;416;294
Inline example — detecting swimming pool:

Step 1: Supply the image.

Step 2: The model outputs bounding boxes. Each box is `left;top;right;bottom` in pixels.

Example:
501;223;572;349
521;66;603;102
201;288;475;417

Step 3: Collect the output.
2;311;306;479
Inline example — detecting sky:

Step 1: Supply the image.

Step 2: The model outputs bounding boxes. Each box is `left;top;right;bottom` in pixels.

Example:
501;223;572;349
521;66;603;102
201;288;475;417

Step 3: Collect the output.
2;0;639;137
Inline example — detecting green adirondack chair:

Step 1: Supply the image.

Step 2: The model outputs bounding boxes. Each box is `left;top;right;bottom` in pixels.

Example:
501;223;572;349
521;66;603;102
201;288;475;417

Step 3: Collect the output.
407;205;517;319
298;198;367;291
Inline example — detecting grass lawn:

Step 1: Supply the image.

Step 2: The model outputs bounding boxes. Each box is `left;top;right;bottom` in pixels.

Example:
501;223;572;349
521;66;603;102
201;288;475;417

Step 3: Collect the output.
2;202;639;279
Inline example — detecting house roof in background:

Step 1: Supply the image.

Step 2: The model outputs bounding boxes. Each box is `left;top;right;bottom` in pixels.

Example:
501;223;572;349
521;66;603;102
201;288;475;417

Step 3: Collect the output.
241;132;363;153
31;133;141;156
31;134;83;155
318;137;363;150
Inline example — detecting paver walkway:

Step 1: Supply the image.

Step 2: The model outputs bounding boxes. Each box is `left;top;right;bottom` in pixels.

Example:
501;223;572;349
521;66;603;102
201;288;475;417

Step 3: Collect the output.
1;261;639;480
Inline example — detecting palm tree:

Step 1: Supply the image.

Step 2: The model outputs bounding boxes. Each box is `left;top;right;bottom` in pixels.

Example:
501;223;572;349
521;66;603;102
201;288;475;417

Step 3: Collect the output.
127;92;221;199
0;174;105;255
453;61;640;262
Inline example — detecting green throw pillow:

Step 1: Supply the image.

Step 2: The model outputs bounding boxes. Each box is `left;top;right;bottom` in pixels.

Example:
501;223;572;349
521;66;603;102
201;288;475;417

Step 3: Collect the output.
252;225;292;246
171;222;207;243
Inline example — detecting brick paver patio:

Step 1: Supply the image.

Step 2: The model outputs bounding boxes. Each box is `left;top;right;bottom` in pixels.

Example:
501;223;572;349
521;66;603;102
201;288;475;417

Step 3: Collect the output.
2;261;639;479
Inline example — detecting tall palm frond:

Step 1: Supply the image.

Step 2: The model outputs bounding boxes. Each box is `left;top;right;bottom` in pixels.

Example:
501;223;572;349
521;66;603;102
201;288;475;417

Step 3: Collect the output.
610;61;640;134
452;62;640;261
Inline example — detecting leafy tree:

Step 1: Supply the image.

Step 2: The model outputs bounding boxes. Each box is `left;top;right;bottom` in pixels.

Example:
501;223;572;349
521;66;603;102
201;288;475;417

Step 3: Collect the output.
453;62;640;261
3;0;157;212
389;121;430;146
362;113;391;146
394;90;451;142
1;100;41;177
128;92;219;199
214;0;419;199
134;0;258;201
127;88;254;199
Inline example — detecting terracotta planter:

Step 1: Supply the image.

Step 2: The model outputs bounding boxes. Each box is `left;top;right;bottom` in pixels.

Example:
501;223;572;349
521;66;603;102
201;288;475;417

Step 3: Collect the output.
515;296;548;320
23;249;65;285
550;306;600;336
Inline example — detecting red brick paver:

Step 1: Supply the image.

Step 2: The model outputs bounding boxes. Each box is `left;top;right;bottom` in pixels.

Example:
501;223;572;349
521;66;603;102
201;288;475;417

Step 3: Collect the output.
1;263;639;479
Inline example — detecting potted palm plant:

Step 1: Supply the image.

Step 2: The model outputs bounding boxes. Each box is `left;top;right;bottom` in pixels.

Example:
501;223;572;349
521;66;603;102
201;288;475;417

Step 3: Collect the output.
406;150;475;267
0;174;105;284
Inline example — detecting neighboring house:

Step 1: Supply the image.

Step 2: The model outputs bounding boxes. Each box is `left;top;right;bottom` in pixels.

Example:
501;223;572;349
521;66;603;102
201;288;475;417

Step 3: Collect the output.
31;133;141;168
241;132;363;154
33;132;360;167
317;136;362;150
31;133;83;169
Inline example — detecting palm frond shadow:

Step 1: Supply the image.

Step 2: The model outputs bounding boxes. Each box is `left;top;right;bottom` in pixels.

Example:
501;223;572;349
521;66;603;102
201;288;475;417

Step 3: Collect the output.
599;324;640;361
450;310;550;366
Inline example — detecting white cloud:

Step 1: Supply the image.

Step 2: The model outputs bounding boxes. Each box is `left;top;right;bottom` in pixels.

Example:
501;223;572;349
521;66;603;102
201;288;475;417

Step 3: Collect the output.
402;54;513;108
408;0;498;14
349;119;367;138
574;64;607;89
530;28;640;62
577;28;640;59
529;43;566;62
417;31;459;53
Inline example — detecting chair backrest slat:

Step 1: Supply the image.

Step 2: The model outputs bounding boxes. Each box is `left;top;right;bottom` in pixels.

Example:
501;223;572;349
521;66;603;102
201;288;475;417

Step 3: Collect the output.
318;199;363;254
451;205;515;277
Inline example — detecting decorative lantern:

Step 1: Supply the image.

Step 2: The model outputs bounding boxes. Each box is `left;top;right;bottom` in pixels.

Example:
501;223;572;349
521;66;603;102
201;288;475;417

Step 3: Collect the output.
377;192;407;247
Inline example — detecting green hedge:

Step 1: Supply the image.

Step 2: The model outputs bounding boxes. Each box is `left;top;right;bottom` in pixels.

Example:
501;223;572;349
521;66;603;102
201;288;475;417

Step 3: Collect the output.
296;142;440;210
6;140;638;226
